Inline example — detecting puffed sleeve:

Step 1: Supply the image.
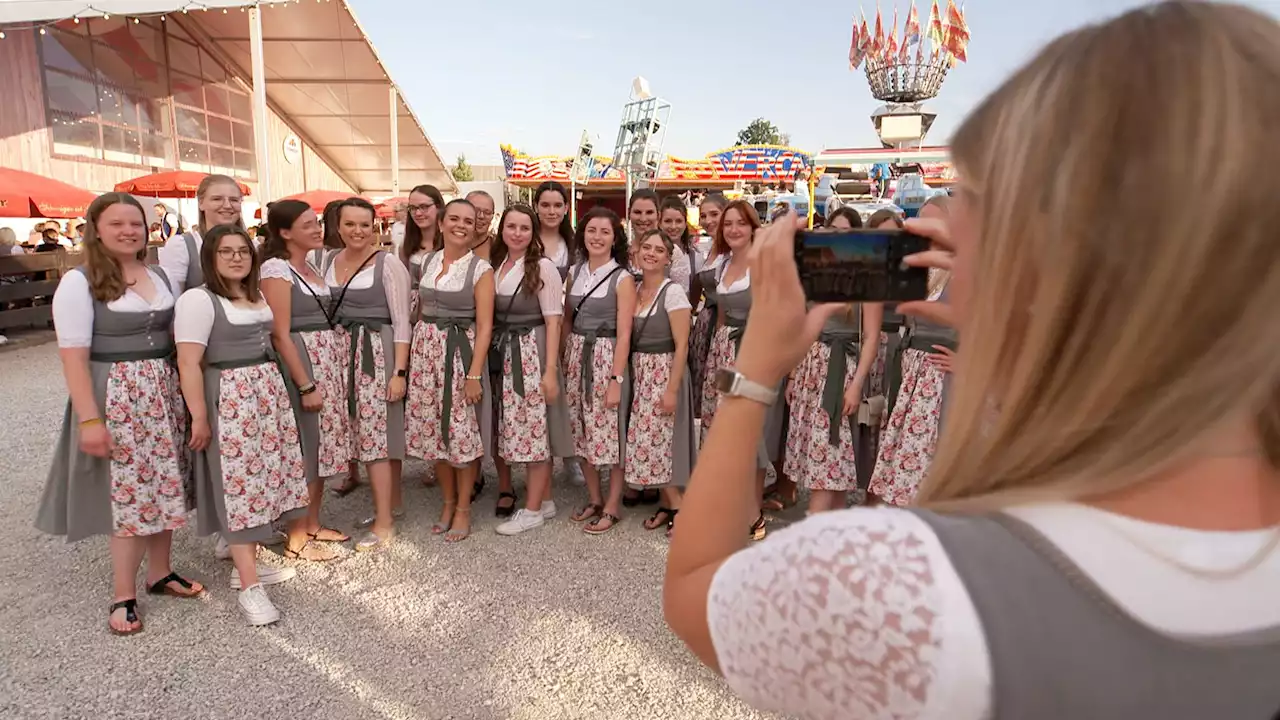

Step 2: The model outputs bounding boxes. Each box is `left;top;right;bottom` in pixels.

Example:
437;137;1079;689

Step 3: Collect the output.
381;252;413;343
537;258;564;317
173;289;216;346
51;270;94;348
471;257;494;286
669;244;692;292
157;233;190;294
663;282;693;313
259;257;292;282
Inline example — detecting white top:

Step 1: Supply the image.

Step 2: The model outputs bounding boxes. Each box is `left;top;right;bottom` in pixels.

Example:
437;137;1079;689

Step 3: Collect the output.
174;289;274;345
323;252;413;344
708;502;1280;720
495;255;564;316
156;230;201;294
636;278;692;317
545;239;570;270
52;268;175;349
668;244;692;293
8;245;25;255
716;254;750;294
569;259;626;299
420;250;492;292
389;221;406;257
260;257;330;295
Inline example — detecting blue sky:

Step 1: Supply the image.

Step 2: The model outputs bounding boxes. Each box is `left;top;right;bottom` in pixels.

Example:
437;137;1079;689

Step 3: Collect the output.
352;0;1280;166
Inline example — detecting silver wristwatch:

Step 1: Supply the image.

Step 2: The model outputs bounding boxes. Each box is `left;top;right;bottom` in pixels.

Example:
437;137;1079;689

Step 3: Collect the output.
715;368;778;406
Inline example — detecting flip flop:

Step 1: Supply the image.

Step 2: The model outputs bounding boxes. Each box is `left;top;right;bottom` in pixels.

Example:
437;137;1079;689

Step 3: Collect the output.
107;599;143;636
584;512;620;535
145;572;205;599
308;527;350;543
445;509;472;543
572;503;603;523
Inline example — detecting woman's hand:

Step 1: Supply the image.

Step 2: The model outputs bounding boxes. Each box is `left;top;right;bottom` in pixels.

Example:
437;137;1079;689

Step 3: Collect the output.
841;378;865;417
189;416;212;451
541;371;560;403
79;422;114;458
927;345;956;374
735;213;842;385
301;386;323;413
387;375;407;403
605;379;621;410
897;217;956;328
464;378;482;405
661;387;678;415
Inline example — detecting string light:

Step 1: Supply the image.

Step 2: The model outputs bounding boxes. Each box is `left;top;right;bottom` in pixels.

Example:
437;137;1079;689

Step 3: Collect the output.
0;2;314;40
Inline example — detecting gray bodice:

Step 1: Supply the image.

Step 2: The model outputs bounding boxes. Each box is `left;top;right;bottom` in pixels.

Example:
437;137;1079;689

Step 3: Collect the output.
632;282;678;354
906;284;957;351
696;259;721;309
287;271;332;333
200;290;274;368
568;262;621;336
182;233;203;290
330;251;391;324
83;267;176;362
418;253;481;322
718;284;752;324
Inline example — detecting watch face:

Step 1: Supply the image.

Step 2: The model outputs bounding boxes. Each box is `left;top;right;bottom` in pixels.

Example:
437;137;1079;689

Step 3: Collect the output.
714;369;737;393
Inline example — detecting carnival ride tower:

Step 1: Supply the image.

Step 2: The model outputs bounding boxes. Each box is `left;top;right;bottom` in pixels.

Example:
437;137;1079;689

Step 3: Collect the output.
611;77;671;208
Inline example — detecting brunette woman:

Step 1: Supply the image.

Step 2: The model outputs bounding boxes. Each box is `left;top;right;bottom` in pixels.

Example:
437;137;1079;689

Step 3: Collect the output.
491;204;574;535
38;193;202;636
628;190;692;294
628;229;695;536
260;200;352;561
405;199;495;542
399;184;445;290
317;198;367;498
325;198;412;552
565;207;636;534
157;174;245;293
533;180;575;281
465;190;497;261
698;199;779;540
176;225;309;625
687;193;728;412
658;196;695;291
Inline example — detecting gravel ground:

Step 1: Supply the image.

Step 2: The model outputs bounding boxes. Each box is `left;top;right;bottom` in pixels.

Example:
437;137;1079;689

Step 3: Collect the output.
0;342;787;720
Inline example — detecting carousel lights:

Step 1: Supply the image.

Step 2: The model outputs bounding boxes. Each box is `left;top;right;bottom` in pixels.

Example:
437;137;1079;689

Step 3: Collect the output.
0;1;308;39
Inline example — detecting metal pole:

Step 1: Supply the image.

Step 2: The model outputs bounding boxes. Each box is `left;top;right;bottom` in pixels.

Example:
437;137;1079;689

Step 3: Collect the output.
390;86;400;195
248;7;272;200
570;178;577;227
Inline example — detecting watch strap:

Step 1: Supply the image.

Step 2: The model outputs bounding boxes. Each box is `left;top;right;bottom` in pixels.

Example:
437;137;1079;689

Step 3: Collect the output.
715;368;778;406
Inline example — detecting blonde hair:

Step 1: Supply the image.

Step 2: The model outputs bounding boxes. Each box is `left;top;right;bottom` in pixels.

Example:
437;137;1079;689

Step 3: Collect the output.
195;174;245;235
918;1;1280;510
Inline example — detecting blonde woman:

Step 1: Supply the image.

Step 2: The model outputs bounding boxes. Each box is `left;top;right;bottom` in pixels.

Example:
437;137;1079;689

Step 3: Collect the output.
157;174;245;293
665;4;1280;717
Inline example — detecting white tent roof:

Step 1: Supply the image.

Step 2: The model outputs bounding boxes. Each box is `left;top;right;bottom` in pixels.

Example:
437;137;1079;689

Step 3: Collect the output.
0;1;256;24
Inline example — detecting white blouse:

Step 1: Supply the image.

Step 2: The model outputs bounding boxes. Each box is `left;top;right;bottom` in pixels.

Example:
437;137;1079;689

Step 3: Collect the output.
716;255;750;294
420;250;493;292
668;245;692;293
544;239;570;270
569;259;627;299
636;278;692;317
708;502;1280;720
174;290;273;345
260;257;330;295
156;230;201;294
323;252;413;344
495;256;564;316
52;268;175;349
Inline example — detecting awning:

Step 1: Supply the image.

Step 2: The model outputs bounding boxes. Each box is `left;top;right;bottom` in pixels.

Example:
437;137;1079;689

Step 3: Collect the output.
1;0;456;196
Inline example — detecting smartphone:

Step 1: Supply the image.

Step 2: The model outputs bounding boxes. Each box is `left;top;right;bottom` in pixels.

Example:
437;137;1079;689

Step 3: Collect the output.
794;228;930;303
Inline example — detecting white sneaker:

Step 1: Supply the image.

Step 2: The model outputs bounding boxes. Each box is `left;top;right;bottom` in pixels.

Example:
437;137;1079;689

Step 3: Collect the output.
540;500;557;520
230;563;296;590
215;535;231;560
496;508;545;536
238;584;280;626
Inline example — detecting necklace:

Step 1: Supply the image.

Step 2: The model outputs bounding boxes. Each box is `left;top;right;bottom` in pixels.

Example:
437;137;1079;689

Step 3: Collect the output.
1102;515;1280;580
337;248;377;284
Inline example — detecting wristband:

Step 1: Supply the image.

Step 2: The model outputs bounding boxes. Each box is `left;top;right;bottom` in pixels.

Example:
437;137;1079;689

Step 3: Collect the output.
465;374;483;381
298;382;317;396
79;417;104;428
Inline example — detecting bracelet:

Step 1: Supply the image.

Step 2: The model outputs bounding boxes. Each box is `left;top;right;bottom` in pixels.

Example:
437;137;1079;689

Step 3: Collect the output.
79;417;103;428
465;374;483;381
298;382;317;396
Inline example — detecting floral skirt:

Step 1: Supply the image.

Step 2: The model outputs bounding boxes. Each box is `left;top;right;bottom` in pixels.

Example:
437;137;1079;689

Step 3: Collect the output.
194;363;309;540
688;306;717;418
406;320;490;466
292;328;351;481
626;352;695;487
337;323;407;464
495;330;576;464
698;325;785;468
564;333;628;467
784;343;858;491
870;348;945;505
37;358;189;541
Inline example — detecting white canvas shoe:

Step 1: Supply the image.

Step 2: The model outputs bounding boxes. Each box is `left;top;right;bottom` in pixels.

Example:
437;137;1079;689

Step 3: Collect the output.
238;584;280;626
540;500;557;520
496;508;545;536
230;563;296;590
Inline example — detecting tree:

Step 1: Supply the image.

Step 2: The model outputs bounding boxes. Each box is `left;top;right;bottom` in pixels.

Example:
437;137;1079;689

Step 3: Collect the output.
736;117;782;146
452;153;474;182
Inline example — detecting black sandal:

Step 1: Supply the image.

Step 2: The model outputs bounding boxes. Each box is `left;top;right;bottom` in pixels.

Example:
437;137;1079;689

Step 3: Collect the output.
750;512;768;542
584;512;621;535
330;474;361;497
145;572;204;599
572;503;603;523
495;491;518;518
644;507;675;531
307;527;350;543
666;509;679;539
471;477;486;503
108;599;143;636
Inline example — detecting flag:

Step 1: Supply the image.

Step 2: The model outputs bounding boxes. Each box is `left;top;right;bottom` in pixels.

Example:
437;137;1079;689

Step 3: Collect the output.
887;5;900;62
904;2;922;46
927;0;946;46
872;7;885;57
944;0;970;62
849;17;865;68
859;14;873;57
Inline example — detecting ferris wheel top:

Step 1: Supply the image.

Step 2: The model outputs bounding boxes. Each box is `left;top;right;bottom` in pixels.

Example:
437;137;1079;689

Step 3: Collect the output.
848;0;972;103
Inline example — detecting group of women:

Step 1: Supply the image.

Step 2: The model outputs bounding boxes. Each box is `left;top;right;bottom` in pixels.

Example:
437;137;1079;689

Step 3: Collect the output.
35;169;954;635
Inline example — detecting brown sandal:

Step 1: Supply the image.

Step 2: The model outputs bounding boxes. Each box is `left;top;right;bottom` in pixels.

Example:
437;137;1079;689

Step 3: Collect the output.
584;512;620;535
284;541;337;562
572;503;603;523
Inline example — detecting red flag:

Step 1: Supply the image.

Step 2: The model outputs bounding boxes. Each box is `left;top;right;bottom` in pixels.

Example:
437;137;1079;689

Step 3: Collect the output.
849;17;864;69
904;2;922;46
927;0;946;46
944;0;970;62
872;8;885;57
860;14;873;55
887;6;900;62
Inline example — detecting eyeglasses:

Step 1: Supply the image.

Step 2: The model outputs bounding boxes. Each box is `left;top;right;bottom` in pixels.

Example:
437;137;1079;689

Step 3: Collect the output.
216;248;253;259
475;209;494;217
407;203;436;215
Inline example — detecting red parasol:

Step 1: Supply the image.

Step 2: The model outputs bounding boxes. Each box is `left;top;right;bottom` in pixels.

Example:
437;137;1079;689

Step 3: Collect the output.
375;196;410;218
0;168;98;219
115;171;251;199
281;190;371;214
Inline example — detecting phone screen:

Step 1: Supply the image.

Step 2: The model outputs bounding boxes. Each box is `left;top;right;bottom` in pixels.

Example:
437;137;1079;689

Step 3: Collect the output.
794;229;930;303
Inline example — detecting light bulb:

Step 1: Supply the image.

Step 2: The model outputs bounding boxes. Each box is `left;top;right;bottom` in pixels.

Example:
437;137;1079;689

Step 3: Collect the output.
39;27;47;35
73;17;80;23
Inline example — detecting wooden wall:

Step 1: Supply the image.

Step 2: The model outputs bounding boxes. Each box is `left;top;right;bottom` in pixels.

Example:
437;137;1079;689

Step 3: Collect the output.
0;29;351;199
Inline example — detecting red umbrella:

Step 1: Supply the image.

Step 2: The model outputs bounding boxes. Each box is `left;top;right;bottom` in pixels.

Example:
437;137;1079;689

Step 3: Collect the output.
282;190;371;214
0;168;97;218
375;196;410;218
115;171;251;199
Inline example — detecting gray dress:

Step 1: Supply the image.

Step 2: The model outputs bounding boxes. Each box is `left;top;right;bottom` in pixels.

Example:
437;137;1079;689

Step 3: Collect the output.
891;284;957;422
718;281;787;469
278;265;344;484
181;232;203;290
628;281;696;488
412;252;494;464
491;268;573;461
36;268;188;542
191;291;308;543
327;251;407;463
567;263;631;467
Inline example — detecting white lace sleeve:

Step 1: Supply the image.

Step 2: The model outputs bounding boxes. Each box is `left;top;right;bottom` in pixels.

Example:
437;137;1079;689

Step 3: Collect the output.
706;508;993;720
669;245;692;292
537;258;564;316
260;257;291;282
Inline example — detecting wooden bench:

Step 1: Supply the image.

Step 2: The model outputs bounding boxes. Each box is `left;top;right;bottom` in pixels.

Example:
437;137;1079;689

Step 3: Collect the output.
0;248;160;331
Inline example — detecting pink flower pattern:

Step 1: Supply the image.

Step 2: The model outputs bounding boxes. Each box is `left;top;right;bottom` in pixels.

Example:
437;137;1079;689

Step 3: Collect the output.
336;325;393;463
299;328;351;478
625;352;676;486
104;358;188;537
496;333;550;463
699;325;735;424
406;320;484;465
215;364;309;532
783;343;858;491
688;307;716;417
869;348;945;505
563;333;621;466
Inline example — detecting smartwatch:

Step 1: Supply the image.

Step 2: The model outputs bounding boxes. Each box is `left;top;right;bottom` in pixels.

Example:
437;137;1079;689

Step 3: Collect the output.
611;374;625;385
715;368;778;406
395;369;407;378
